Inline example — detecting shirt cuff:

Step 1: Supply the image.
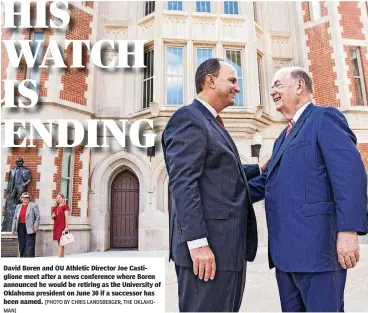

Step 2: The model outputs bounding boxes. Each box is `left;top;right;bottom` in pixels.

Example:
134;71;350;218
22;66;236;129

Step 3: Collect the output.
187;238;209;250
258;164;262;174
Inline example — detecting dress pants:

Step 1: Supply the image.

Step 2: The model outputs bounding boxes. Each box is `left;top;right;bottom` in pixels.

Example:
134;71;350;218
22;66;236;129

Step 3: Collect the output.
276;268;347;312
175;262;247;312
17;223;36;258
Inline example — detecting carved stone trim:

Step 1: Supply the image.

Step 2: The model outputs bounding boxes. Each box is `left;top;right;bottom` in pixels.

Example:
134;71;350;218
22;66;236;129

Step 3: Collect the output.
138;15;155;31
255;25;263;39
192;16;216;26
104;26;128;34
271;35;290;44
163;15;188;24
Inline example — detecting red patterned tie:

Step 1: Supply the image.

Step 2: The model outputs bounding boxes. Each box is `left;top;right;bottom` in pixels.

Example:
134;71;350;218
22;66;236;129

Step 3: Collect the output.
286;119;295;136
216;115;225;128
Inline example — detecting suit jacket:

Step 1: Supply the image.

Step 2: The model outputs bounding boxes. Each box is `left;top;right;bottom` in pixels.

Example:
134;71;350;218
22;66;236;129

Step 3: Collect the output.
162;100;260;272
249;104;368;272
12;202;40;234
7;167;31;191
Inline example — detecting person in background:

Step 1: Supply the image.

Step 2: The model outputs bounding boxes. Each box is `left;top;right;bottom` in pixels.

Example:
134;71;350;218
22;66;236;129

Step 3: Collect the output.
52;193;70;257
11;192;40;257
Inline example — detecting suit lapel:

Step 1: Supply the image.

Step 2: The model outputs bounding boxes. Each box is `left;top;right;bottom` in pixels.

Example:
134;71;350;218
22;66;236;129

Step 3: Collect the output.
193;101;239;156
192;100;247;183
26;203;30;217
267;104;315;177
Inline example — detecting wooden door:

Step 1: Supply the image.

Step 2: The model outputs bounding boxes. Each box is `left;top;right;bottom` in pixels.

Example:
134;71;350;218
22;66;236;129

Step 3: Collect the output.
110;170;139;248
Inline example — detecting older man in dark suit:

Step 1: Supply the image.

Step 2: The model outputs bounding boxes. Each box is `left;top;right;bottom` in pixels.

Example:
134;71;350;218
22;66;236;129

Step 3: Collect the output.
162;58;265;312
249;67;367;312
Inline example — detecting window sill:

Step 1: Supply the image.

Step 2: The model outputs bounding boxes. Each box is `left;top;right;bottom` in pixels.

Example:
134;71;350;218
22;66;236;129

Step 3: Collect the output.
219;14;245;21
163;9;189;17
191;12;217;19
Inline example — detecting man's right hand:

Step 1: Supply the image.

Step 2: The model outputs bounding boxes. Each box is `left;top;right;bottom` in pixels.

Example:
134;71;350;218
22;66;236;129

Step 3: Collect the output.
260;158;271;174
190;246;216;281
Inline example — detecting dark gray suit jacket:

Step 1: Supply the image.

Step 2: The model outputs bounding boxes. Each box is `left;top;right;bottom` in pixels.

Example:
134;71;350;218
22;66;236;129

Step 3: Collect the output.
162;100;259;272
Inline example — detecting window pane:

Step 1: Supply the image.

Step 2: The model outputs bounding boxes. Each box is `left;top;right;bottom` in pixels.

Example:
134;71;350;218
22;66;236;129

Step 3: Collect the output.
145;1;155;16
196;48;213;68
167;47;184;105
236;78;243;107
168;1;182;11
224;1;229;14
29;32;44;92
257;55;263;106
226;50;243;106
253;2;259;24
61;179;69;204
62;148;72;178
354;78;364;105
224;1;238;14
143;49;154;109
196;1;210;12
351;52;359;77
350;48;366;106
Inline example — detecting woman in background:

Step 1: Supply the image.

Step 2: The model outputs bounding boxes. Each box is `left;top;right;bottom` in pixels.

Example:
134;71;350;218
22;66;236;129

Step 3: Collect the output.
52;193;69;257
12;192;40;257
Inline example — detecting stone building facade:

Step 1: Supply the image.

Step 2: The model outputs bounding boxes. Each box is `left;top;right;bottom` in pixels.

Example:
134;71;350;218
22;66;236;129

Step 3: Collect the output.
1;1;367;256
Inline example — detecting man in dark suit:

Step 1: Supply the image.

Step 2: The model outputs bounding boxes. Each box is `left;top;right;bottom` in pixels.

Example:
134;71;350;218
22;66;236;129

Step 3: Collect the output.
249;67;368;312
162;58;264;312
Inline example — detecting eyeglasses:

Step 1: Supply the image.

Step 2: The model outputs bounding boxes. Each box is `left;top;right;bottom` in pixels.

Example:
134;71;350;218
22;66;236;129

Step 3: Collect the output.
23;197;30;199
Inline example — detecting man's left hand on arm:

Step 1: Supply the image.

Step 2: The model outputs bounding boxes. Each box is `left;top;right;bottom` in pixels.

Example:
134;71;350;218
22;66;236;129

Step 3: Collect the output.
337;231;360;269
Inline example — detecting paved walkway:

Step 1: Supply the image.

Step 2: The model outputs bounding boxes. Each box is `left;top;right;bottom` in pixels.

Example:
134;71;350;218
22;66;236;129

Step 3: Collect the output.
69;245;368;312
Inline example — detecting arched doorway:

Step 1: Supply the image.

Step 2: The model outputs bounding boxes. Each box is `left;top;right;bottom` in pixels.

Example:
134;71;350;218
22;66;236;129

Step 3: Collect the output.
110;170;139;248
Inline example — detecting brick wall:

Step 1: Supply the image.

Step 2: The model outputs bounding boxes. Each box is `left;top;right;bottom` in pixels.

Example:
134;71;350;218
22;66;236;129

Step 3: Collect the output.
339;1;364;40
60;5;92;106
361;46;368;105
1;28;12;99
53;147;63;200
302;2;311;23
321;1;328;17
71;146;84;217
358;144;368;172
306;22;339;107
5;140;43;202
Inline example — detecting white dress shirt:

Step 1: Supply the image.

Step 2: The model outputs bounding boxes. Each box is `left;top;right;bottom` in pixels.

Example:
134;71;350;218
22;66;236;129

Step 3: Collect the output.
290;101;312;124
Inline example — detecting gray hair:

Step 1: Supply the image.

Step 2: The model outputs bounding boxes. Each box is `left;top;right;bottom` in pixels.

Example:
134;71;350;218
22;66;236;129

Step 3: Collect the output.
276;67;313;94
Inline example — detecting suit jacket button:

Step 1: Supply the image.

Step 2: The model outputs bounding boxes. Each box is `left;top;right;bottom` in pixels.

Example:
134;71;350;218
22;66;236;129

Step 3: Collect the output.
266;187;270;192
